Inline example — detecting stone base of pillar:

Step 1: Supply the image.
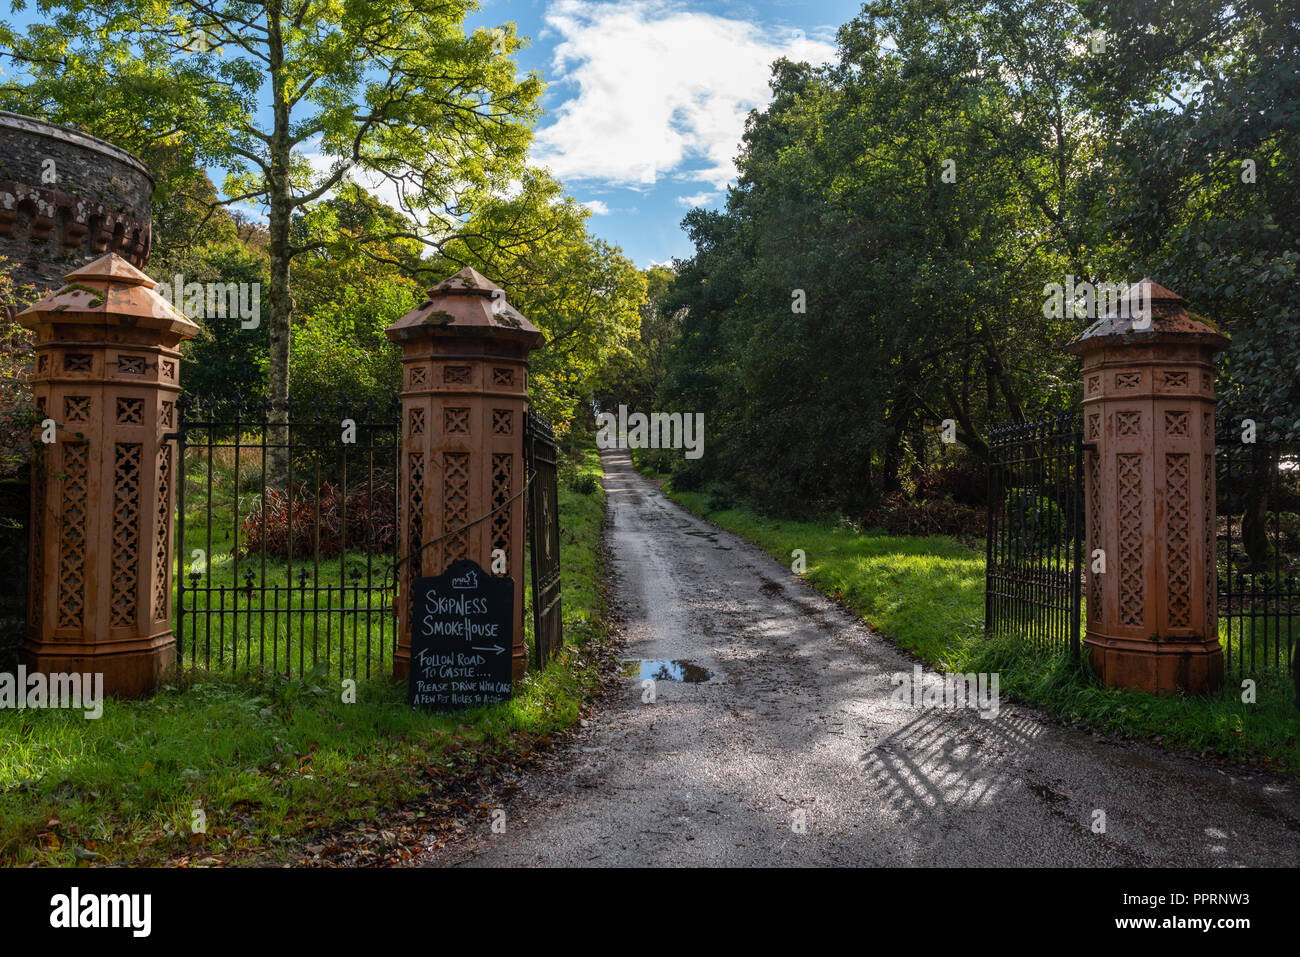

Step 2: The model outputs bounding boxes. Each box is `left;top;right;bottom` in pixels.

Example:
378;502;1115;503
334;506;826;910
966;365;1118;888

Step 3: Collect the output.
1083;633;1223;695
20;634;176;700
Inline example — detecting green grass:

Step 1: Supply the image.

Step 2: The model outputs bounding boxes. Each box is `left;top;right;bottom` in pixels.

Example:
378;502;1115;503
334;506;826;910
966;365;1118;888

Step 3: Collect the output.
660;482;1300;773
0;443;611;865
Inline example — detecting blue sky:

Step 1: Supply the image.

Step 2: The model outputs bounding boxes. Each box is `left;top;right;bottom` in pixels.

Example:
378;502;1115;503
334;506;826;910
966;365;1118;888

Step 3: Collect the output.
6;0;862;268
466;0;859;266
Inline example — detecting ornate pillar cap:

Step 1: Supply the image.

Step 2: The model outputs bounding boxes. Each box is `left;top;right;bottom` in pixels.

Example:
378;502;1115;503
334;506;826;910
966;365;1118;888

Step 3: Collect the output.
1066;278;1229;356
16;252;198;339
384;266;544;350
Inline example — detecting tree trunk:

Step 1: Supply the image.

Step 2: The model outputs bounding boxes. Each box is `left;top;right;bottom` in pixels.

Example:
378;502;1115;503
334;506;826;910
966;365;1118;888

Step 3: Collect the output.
1240;444;1275;570
266;5;292;486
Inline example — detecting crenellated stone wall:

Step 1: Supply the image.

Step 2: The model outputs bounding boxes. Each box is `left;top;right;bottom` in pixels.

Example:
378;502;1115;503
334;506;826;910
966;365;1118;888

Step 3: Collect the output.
0;111;153;301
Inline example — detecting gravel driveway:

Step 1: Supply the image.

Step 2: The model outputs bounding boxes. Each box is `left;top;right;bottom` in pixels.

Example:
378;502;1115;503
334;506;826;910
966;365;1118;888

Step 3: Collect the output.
420;449;1300;867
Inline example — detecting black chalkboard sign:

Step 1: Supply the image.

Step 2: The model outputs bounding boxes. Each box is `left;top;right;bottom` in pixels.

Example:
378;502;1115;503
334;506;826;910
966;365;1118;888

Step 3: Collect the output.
408;559;514;709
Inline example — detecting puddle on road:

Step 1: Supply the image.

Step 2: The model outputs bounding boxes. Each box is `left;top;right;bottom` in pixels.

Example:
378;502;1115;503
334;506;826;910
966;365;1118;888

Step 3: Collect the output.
620;659;713;683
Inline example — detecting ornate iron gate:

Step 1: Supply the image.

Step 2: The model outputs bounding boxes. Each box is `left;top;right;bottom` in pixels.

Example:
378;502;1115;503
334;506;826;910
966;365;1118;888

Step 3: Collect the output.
985;412;1085;657
525;410;563;667
1215;419;1300;684
171;396;400;679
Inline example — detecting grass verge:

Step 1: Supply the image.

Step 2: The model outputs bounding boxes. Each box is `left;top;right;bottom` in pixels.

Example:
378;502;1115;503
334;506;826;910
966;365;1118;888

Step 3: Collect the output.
656;477;1300;773
0;443;611;865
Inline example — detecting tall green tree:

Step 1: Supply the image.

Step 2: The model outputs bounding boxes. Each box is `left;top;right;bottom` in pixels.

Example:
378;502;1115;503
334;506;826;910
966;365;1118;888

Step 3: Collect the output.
2;0;541;475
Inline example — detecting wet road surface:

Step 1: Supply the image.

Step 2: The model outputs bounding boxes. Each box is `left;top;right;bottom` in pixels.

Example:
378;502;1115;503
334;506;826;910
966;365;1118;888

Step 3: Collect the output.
421;450;1300;867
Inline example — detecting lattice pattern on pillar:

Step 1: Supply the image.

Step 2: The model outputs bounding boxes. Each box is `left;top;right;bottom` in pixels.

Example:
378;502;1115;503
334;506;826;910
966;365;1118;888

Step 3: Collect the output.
1088;452;1101;622
492;409;512;435
1116;410;1142;437
110;442;143;627
154;445;172;619
116;397;144;424
1164;411;1189;436
409;407;425;438
1117;452;1145;627
1203;452;1216;634
65;395;90;424
57;442;89;628
408;452;424;586
1165;452;1191;628
443;451;470;569
491;453;511;560
31;453;45;631
445;408;469;434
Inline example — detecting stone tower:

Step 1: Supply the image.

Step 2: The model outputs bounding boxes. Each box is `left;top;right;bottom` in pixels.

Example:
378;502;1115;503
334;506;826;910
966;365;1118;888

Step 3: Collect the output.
0;111;153;309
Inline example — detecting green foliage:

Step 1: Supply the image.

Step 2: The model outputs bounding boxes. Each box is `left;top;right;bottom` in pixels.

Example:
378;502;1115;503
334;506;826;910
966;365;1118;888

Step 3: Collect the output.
566;472;598;496
660;0;1095;515
433;170;646;434
1;0;543;429
162;241;269;405
703;481;740;513
595;264;684;414
1001;488;1069;556
630;446;680;477
0;254;39;480
3;5;643;435
289;317;402;413
1087;0;1300;440
657;0;1300;515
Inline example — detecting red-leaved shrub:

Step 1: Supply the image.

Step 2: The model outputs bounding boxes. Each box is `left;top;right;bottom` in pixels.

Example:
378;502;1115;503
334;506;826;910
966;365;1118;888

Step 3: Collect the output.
860;492;986;540
912;464;988;506
239;480;396;559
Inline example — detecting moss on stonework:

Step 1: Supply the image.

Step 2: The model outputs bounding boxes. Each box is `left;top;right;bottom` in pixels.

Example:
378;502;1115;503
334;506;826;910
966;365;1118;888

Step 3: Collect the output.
50;282;104;309
56;282;101;298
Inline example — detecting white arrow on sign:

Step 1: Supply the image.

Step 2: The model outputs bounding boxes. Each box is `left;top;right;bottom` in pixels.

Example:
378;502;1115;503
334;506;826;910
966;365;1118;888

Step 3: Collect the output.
473;644;506;655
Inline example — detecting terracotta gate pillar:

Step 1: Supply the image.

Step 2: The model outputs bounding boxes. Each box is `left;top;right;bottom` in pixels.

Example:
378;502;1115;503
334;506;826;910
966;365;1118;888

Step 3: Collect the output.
18;253;197;697
386;268;543;684
1067;279;1227;694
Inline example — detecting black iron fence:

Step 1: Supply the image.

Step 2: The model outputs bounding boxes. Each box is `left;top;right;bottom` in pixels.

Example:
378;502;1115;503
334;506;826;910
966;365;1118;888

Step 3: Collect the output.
984;413;1084;657
1215;420;1300;681
171;396;401;679
526;410;562;667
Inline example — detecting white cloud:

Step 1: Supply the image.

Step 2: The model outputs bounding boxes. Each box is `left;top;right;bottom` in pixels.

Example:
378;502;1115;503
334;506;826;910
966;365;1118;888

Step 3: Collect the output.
676;191;717;208
583;199;611;214
533;0;836;189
